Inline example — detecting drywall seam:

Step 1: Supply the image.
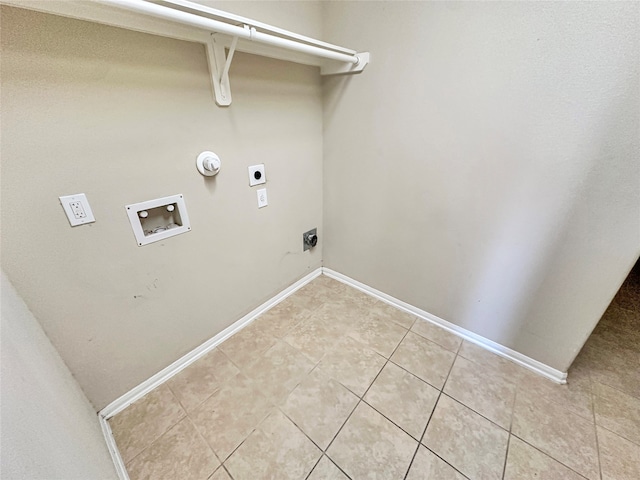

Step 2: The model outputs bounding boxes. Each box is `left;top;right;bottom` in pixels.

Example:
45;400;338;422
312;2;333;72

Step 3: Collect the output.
99;267;322;421
322;267;568;384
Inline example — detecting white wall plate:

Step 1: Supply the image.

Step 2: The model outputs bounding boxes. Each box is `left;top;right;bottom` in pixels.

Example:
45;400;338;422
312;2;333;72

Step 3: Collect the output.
248;164;266;186
257;188;268;208
59;193;96;226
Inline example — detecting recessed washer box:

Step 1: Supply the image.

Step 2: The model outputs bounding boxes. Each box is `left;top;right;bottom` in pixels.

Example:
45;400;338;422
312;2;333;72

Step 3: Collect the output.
125;194;191;246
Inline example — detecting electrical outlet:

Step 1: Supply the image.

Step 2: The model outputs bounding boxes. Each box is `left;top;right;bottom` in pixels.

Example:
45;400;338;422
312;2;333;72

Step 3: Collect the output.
257;188;268;208
59;193;95;226
248;164;266;186
70;201;87;219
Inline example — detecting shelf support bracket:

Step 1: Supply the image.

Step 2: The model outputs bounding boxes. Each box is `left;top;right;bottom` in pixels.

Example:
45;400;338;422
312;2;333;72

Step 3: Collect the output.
206;32;241;107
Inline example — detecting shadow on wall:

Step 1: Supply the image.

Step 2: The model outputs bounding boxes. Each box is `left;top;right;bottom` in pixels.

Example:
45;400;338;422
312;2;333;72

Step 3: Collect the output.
456;80;640;371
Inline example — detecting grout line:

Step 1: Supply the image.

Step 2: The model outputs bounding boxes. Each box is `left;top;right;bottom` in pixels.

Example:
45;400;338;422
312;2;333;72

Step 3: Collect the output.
423;448;471;480
590;376;640;403
185;416;223;477
439;392;511;433
509;433;592;480
286;289;425;474
386;358;444;390
589;371;604;480
302;452;324;480
403;345;459;479
304;454;353;480
122;414;188;467
279;403;340;454
508;387;516;433
117;387;189;470
501;432;511;479
218;404;275;464
321;379;371;454
218;464;235;480
323;323;413;456
594;423;640;448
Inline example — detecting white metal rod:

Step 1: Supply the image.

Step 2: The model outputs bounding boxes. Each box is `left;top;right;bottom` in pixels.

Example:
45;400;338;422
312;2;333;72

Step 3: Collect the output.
97;0;359;65
250;28;359;65
97;0;250;37
163;0;357;56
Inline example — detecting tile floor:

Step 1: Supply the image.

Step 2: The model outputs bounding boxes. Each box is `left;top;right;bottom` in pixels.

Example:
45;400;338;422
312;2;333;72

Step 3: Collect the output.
109;273;640;480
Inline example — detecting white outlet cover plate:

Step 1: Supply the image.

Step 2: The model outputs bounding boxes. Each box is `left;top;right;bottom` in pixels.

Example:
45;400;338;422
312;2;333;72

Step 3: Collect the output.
257;188;268;208
59;193;95;226
248;164;266;186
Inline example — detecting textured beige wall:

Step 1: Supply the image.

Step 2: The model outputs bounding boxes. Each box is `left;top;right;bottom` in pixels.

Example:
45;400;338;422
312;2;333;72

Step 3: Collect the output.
322;1;640;372
1;3;323;409
1;272;118;479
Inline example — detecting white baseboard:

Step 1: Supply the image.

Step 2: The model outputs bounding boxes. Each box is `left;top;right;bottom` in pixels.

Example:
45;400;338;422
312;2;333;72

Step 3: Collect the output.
99;265;566;479
99;414;130;480
99;267;322;421
322;267;567;384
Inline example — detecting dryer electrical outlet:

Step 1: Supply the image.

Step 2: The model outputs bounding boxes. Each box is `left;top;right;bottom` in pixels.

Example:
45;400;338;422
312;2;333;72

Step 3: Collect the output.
248;164;266;186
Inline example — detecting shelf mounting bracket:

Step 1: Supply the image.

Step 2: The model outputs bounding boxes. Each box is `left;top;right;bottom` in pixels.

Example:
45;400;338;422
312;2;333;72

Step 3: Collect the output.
206;32;241;107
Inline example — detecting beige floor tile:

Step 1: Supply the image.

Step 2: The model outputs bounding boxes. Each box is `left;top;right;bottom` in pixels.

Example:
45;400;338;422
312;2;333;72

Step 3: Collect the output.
610;270;640;311
312;275;348;293
593;381;640;446
411;320;461;353
209;466;232;480
423;395;508;480
342;287;380;308
126;418;219;480
458;341;533;382
287;282;331;317
109;384;185;463
224;409;321;480
364;362;439;439
444;355;516;429
307;456;349;480
218;321;278;370
190;373;272;461
327;402;417;479
406;446;467;480
577;337;640;399
367;301;417;329
281;368;358;450
511;393;599;480
242;340;315;405
504;436;585;480
282;307;349;363
517;360;593;421
167;349;239;413
348;314;407;358
390;332;456;389
318;296;371;327
590;324;640;357
318;336;386;396
598;426;640;480
251;296;311;338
